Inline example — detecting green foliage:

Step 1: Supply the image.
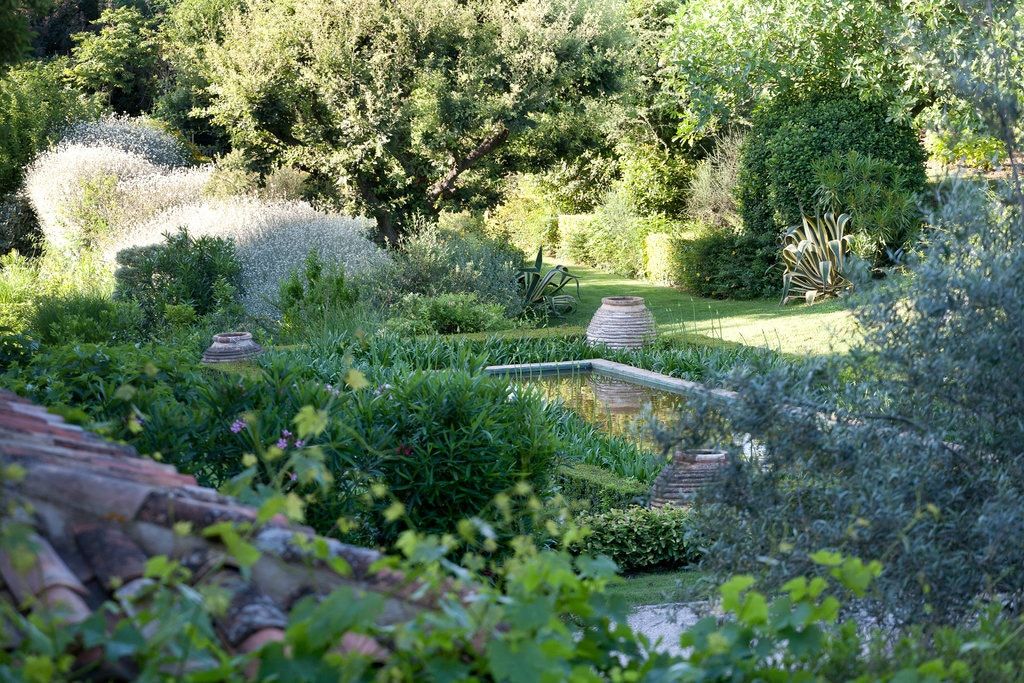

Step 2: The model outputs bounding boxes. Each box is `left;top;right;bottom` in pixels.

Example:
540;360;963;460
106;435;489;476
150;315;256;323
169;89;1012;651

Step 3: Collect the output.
813;150;923;265
486;175;561;255
556;462;647;512
517;247;580;315
337;371;558;540
781;212;854;304
0;0;51;65
0;59;100;196
202;0;628;241
384;292;511;336
573;505;697;572
278;250;359;339
678;176;1024;624
617;140;691;217
67;6;160;115
564;187;661;277
661;0;963;140
29;292;145;345
688;132;744;231
114;228;243;329
0;193;40;257
643;231;682;283
370;225;526;318
925;129;1006;170
672;223;776;299
739;92;926;239
550;403;666;483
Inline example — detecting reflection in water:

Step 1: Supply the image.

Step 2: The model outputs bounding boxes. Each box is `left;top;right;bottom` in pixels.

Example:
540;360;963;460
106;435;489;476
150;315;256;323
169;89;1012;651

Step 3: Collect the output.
522;371;686;452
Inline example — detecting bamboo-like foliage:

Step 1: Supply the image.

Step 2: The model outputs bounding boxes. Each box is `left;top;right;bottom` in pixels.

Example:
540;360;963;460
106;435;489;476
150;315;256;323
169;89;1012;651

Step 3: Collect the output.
781;212;853;304
517;246;581;315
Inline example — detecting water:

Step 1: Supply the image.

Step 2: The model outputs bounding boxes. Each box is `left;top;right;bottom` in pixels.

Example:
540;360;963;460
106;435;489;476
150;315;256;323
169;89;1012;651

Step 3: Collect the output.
521;371;686;450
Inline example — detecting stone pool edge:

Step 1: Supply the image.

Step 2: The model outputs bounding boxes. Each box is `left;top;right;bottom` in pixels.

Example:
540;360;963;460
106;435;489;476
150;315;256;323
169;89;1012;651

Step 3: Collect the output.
484;358;739;405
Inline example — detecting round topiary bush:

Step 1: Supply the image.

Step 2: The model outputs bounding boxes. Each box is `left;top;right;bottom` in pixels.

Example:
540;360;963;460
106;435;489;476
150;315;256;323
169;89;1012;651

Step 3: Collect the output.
738;92;927;240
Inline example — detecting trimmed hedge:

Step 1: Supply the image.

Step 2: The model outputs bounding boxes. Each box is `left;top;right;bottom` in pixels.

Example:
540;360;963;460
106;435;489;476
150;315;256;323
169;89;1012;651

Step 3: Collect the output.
573;505;698;572
644;232;678;283
557;462;648;511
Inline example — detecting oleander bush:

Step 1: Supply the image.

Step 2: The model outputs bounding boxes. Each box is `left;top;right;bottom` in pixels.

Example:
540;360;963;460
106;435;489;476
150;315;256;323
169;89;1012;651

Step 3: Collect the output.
277;249;362;340
114;228;243;328
813;150;923;265
556;462;648;511
572;505;698;572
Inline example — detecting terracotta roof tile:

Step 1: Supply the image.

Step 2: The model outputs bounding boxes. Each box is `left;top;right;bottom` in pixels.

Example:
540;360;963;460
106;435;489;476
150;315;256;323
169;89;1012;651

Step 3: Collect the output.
0;389;450;665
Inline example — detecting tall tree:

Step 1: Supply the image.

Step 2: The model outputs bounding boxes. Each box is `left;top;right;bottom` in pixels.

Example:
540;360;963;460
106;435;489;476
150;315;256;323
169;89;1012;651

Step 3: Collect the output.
201;0;628;243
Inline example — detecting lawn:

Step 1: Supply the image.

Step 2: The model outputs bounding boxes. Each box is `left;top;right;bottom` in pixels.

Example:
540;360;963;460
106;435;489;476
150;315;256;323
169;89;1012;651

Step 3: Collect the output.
605;568;714;607
549;263;856;355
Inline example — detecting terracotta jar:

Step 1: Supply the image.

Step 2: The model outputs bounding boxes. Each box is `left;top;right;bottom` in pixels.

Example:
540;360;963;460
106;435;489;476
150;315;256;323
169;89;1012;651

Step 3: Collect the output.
201;332;263;364
586;296;656;350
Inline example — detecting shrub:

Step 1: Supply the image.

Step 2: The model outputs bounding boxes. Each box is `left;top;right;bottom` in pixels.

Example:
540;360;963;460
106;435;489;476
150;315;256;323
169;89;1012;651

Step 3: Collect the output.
688;132;744;230
384;293;510;336
0;193;41;257
277;249;360;338
739;92;926;239
114;228;243;328
924;128;1005;170
485;175;561;255
30;293;145;345
59;115;193;168
0;59;101;197
337;371;559;540
644;232;680;283
556;463;648;512
368;224;524;317
67;6;160;115
113;198;385;319
25;137;210;251
557;213;595;263
672;222;776;299
618;141;691;217
572;505;698;572
813;150;923;265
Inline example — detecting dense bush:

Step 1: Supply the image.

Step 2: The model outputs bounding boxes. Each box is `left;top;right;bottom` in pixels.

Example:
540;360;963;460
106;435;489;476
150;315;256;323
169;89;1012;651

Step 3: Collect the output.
30;292;145;345
0;59;100;197
672;223;776;299
813;150;923;265
485;175;560;256
0;193;41;256
277;249;360;339
617;140;691;217
738;92;926;239
573;505;697;572
556;462;648;511
115;228;243;328
368;225;524;317
384;293;511;336
67;6;160;115
674;177;1024;624
25;136;210;251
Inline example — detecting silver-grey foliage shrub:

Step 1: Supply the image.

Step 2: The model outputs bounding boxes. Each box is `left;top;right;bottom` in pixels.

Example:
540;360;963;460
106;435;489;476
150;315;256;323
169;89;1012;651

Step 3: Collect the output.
60;115;192;168
668;177;1024;625
112;199;386;319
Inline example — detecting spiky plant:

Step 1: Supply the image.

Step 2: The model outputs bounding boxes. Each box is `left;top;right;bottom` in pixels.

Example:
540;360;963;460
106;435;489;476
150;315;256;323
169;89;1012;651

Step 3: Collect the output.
517;247;581;315
781;212;853;304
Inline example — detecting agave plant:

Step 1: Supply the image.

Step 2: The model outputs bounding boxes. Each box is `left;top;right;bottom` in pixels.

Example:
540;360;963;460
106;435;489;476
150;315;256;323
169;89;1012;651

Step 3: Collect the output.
517;247;581;315
781;212;853;304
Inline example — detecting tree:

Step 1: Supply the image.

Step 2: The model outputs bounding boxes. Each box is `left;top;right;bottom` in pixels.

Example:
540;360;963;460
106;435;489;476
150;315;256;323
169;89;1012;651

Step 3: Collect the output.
660;0;969;140
67;5;160;115
0;0;51;66
201;0;628;243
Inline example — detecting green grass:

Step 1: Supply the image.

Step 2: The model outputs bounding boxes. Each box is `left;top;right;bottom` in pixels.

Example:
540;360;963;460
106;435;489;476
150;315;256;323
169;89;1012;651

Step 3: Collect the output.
606;567;714;607
548;263;855;355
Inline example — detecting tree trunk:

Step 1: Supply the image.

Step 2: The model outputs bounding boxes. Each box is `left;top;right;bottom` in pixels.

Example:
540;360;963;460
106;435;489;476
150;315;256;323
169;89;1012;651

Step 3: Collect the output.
426;126;509;205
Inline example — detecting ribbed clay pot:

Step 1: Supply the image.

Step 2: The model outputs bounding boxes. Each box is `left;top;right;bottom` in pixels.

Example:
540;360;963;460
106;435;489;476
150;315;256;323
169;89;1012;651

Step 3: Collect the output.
586;296;656;349
201;332;263;364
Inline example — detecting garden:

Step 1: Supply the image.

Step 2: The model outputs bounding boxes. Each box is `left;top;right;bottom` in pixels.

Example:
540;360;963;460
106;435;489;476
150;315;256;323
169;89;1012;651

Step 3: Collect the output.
2;0;1024;680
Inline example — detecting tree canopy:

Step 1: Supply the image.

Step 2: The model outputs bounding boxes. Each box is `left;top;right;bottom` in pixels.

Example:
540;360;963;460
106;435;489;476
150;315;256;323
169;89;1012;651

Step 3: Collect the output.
202;0;629;243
